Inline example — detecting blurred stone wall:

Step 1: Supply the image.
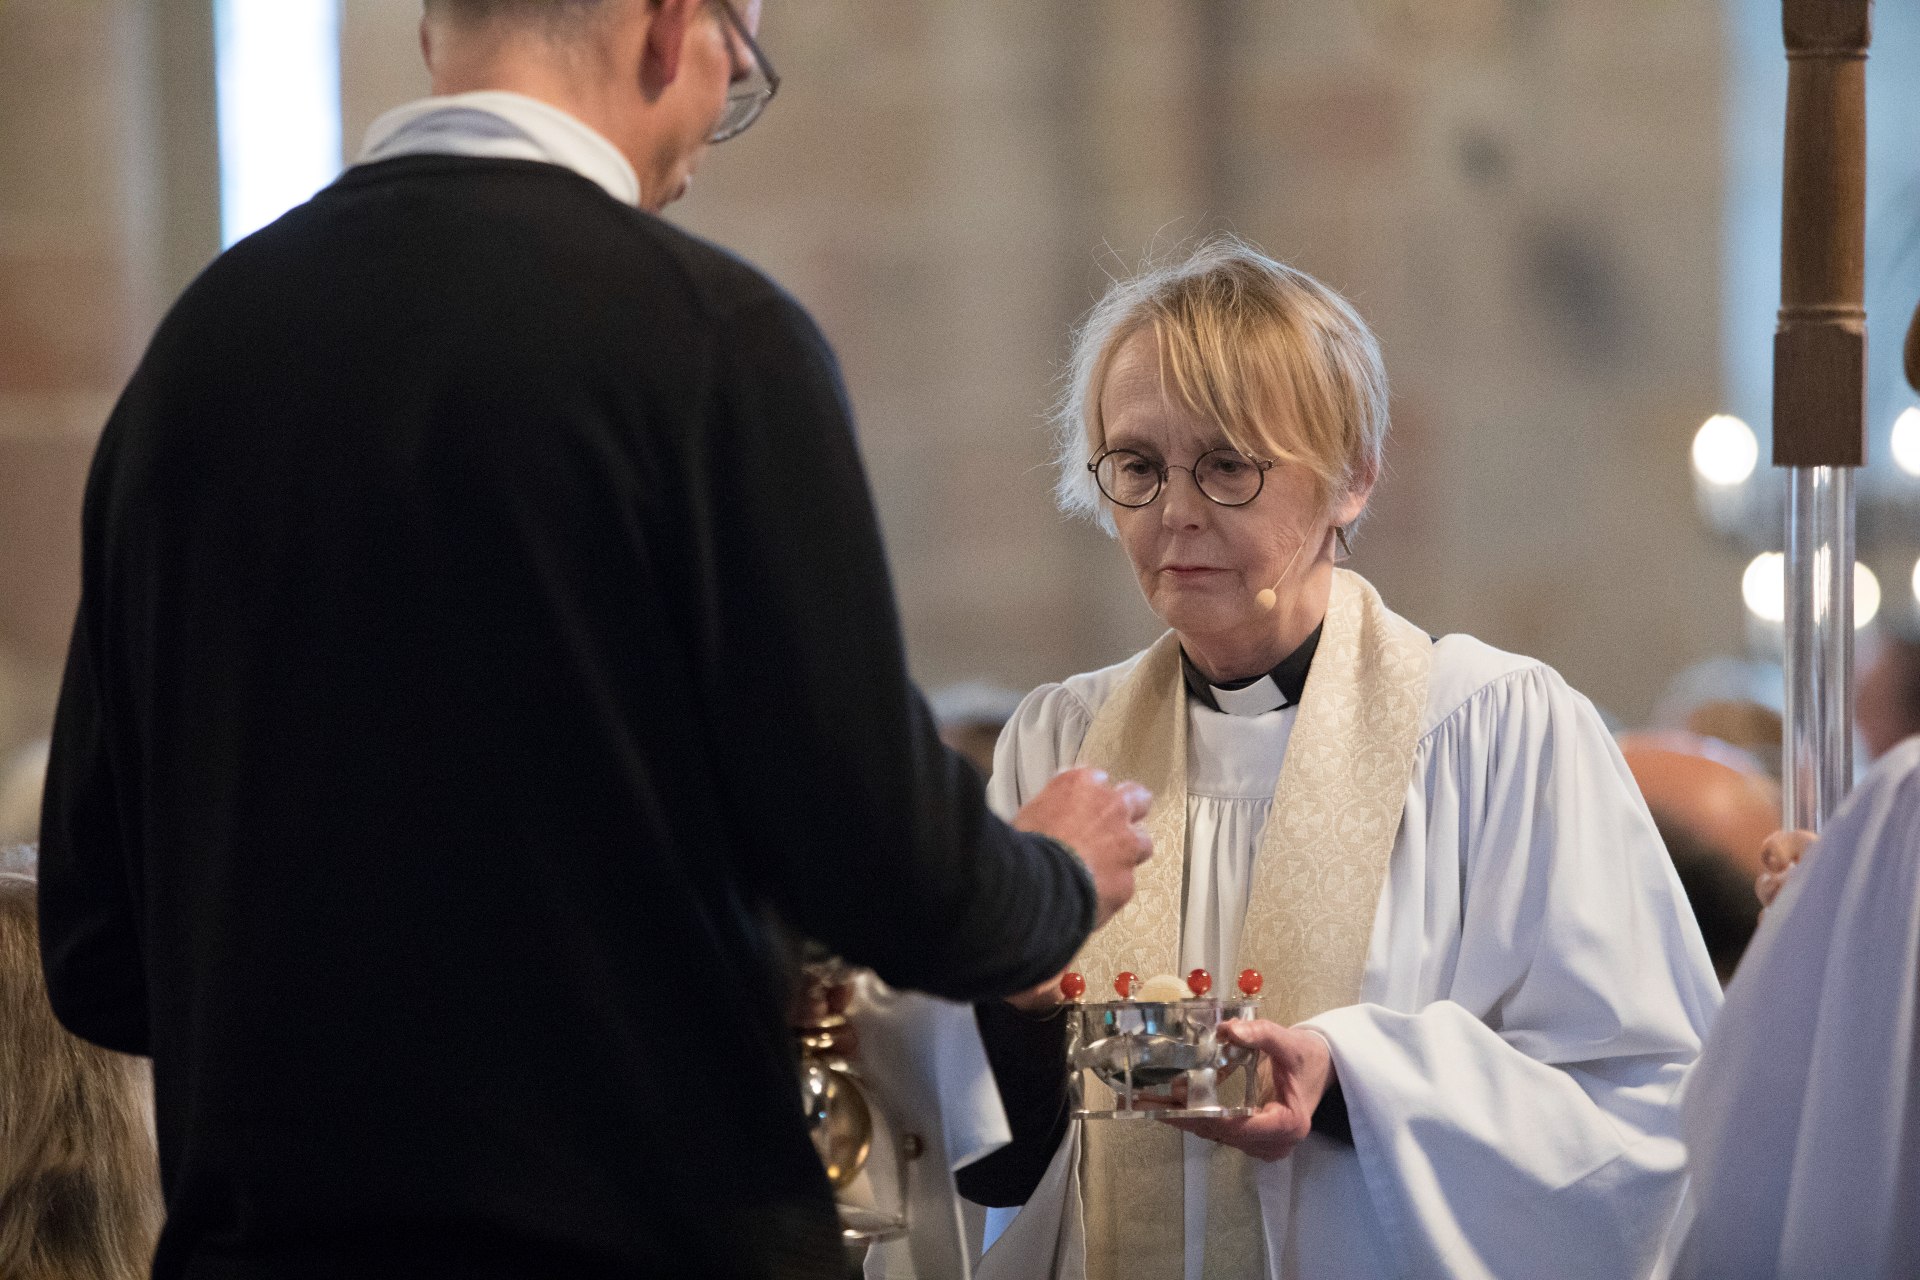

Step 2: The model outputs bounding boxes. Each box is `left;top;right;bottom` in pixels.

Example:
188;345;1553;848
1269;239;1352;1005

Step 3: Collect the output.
671;0;1746;723
0;0;217;788
0;0;1748;792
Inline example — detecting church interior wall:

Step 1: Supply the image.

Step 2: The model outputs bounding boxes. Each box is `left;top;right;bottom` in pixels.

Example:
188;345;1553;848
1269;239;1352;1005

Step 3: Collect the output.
0;0;1773;776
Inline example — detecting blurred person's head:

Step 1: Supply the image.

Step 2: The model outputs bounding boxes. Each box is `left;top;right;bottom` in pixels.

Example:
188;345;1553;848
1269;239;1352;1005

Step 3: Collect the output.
1650;659;1783;777
420;0;773;211
1649;816;1763;985
0;739;49;848
1620;736;1781;981
1681;700;1782;774
1856;628;1920;761
0;869;161;1280
1054;238;1388;676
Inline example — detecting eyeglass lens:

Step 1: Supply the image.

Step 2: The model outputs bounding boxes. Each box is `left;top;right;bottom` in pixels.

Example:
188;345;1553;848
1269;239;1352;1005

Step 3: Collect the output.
1093;449;1266;507
709;2;777;143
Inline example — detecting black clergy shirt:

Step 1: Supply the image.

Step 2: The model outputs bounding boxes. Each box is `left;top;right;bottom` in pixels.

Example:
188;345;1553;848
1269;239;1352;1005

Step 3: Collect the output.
36;155;1094;1280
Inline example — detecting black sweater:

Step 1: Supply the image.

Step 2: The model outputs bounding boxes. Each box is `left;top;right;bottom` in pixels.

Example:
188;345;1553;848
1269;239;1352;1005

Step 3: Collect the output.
37;155;1093;1280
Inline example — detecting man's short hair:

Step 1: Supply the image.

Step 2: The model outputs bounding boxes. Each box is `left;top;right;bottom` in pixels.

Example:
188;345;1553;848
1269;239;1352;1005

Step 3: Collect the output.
424;0;621;34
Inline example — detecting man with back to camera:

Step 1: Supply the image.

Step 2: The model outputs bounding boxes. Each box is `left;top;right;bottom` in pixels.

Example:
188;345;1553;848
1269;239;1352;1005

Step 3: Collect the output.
35;3;1154;1277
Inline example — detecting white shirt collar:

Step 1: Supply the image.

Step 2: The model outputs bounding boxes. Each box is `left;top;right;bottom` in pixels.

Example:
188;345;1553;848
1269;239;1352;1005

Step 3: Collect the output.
357;90;642;207
1209;676;1290;717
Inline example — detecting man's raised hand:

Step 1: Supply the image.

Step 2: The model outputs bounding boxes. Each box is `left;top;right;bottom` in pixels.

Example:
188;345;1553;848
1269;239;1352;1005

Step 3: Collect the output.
1014;767;1153;931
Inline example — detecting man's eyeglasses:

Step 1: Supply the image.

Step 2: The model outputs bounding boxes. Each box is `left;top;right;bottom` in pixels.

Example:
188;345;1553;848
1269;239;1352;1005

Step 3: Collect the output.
710;1;779;143
1088;447;1275;508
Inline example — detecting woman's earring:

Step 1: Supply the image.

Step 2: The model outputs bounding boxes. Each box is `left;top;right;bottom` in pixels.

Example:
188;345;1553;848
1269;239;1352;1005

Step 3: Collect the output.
1333;526;1352;562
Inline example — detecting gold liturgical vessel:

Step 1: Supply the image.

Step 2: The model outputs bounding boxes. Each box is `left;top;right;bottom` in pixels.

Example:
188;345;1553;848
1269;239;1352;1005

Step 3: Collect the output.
792;956;914;1249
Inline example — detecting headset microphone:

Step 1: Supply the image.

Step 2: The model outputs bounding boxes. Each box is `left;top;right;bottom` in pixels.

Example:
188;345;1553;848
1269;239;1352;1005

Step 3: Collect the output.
1253;536;1311;612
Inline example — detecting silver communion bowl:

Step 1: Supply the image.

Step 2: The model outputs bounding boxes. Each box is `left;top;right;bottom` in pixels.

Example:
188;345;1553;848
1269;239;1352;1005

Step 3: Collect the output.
1067;998;1261;1120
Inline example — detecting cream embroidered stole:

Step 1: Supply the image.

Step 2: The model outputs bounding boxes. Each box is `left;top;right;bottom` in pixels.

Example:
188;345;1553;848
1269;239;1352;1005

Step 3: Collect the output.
1069;569;1432;1279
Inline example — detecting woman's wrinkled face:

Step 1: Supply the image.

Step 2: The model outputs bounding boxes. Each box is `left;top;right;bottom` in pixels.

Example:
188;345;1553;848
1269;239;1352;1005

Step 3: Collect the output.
1099;329;1340;642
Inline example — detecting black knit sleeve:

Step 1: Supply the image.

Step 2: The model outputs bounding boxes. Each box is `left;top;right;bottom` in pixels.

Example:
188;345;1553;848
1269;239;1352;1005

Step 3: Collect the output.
37;548;150;1056
689;293;1094;1001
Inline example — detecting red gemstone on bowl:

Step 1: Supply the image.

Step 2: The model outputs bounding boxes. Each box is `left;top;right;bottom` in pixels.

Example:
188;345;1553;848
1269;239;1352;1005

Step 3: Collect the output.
1187;968;1213;997
1237;968;1264;997
1114;971;1138;998
1060;972;1086;1001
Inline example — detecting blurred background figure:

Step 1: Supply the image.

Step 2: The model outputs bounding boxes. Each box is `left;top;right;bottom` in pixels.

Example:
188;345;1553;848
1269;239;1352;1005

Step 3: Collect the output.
0;868;162;1280
1855;627;1920;762
1619;733;1778;982
930;682;1025;778
1649;659;1785;781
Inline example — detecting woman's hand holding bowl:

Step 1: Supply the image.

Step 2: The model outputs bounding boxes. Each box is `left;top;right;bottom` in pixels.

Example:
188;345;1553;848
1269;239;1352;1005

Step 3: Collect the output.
1162;1018;1335;1162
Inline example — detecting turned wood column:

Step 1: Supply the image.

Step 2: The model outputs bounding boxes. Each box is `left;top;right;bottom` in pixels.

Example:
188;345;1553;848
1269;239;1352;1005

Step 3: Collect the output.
1776;0;1872;831
1774;0;1870;468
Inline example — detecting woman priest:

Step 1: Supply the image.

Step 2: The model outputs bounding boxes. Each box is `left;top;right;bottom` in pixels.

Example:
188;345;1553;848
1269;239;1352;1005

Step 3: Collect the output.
961;239;1722;1280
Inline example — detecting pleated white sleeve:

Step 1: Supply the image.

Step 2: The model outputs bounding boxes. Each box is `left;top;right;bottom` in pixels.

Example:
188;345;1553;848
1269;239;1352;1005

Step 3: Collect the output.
1299;658;1723;1280
984;681;1097;824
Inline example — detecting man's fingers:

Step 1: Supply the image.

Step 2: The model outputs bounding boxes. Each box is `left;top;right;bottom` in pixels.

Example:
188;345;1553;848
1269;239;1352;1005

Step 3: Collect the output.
1760;829;1815;873
1115;781;1153;822
1756;829;1816;907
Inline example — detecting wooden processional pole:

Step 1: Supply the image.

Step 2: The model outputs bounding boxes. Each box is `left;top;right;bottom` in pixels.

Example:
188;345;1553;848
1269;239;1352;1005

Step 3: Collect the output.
1775;0;1871;832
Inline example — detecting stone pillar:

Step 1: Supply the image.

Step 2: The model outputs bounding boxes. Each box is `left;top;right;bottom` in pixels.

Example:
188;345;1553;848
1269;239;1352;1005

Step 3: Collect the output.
0;0;216;774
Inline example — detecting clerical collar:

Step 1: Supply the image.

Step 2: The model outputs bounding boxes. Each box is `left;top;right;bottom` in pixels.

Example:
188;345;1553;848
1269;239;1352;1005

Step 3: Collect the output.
1180;623;1323;716
357;91;643;207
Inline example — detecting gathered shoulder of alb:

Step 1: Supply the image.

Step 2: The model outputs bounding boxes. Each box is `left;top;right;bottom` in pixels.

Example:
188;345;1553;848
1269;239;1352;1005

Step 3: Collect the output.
1421;631;1577;736
987;650;1147;817
988;629;1603;818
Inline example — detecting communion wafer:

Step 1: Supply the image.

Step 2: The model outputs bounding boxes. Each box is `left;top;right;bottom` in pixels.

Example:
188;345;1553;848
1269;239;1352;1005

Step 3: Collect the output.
1135;973;1193;1003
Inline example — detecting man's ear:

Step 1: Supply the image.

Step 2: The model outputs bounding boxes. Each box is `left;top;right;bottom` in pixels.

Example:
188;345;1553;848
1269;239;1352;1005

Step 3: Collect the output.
640;0;702;97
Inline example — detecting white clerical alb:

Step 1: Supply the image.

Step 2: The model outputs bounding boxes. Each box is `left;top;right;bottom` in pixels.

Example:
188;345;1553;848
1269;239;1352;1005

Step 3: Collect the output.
1665;736;1920;1280
1178;704;1297;979
980;615;1722;1280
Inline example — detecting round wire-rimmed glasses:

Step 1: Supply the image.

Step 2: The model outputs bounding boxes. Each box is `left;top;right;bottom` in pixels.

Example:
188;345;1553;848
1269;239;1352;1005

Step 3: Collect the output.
710;1;780;143
1088;447;1275;508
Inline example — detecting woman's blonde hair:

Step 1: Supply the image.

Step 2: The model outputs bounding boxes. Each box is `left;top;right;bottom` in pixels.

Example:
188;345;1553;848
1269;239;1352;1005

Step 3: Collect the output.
0;872;162;1280
1054;237;1389;534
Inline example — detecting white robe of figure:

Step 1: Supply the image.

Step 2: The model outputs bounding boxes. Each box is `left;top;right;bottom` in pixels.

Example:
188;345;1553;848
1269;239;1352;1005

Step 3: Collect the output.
979;633;1723;1280
1664;735;1920;1280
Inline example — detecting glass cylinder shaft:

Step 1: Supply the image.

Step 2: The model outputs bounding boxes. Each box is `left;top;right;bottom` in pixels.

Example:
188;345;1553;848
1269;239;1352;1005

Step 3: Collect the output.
1781;465;1854;831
